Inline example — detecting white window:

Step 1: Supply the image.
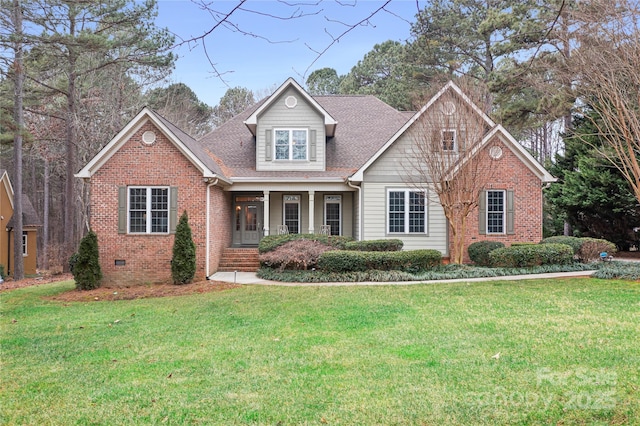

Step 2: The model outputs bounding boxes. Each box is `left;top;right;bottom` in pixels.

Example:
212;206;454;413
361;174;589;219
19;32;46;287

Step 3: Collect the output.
442;130;456;151
275;129;308;160
324;195;342;236
283;195;300;234
128;187;169;234
387;189;427;234
487;190;505;234
22;232;27;256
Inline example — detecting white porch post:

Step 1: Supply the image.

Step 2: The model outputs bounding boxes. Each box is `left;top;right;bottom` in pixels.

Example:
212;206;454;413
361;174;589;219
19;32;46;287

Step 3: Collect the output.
308;190;315;234
263;190;270;236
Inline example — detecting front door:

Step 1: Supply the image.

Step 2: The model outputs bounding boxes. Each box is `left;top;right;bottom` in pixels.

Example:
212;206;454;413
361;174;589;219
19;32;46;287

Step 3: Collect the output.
235;199;263;245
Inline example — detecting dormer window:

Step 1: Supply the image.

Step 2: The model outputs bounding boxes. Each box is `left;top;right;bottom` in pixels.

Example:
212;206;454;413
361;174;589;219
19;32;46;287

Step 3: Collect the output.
275;129;308;160
442;130;456;151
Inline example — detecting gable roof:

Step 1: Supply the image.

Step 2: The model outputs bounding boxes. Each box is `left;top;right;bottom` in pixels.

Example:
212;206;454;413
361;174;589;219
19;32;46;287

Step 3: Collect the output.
448;124;556;183
243;78;338;137
198;94;410;180
0;169;13;210
351;81;496;181
7;194;42;228
75;107;230;183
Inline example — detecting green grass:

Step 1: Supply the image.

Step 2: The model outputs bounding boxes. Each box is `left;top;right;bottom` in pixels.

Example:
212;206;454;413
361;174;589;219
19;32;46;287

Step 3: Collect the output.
1;278;639;425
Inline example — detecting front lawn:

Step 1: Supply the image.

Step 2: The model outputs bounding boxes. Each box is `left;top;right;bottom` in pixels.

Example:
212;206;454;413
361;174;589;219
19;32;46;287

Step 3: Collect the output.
1;278;638;424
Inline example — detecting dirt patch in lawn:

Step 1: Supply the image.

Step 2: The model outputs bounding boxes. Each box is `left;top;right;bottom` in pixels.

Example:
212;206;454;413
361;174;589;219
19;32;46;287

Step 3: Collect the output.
1;274;240;301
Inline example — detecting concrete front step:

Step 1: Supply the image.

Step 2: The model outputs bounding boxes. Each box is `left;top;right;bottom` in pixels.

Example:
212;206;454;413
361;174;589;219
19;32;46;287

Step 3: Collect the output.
218;248;260;272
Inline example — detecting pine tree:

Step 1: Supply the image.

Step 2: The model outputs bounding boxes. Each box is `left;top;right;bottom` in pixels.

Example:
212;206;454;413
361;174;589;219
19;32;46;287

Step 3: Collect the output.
72;231;102;290
171;211;196;285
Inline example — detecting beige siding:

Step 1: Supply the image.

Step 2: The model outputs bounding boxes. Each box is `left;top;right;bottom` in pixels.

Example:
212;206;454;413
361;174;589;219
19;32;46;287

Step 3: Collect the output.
361;183;448;253
256;87;325;172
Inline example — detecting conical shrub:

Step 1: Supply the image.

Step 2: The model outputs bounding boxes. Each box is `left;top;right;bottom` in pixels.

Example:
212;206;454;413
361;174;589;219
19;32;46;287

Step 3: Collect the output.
72;231;103;290
171;211;196;284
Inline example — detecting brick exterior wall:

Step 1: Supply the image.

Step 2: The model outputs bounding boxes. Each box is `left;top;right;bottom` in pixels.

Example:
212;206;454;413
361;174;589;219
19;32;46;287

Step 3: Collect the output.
89;121;231;285
456;137;545;263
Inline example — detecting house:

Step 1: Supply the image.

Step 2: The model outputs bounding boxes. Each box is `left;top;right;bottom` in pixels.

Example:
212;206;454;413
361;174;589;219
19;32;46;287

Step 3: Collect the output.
0;169;41;276
76;79;555;285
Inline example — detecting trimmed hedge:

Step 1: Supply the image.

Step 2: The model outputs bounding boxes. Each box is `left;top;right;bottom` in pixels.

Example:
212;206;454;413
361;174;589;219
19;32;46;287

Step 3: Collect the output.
467;241;505;266
259;239;333;270
318;249;441;273
259;234;353;253
344;239;403;252
489;243;573;268
540;236;583;254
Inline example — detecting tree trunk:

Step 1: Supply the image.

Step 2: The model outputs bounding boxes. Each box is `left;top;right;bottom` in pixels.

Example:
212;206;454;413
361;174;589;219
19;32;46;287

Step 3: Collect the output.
64;14;78;264
42;157;50;270
11;0;25;281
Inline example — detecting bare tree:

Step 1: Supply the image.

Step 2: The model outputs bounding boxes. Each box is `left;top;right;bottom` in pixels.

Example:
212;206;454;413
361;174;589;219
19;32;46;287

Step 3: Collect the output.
406;81;495;264
568;0;640;203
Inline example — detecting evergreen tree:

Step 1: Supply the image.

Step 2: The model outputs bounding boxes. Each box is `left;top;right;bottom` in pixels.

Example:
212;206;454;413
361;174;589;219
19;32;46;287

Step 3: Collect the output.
71;231;102;290
171;211;196;285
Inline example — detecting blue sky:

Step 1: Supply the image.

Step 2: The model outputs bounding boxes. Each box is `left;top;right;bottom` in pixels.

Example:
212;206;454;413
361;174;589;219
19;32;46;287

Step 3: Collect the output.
156;0;425;106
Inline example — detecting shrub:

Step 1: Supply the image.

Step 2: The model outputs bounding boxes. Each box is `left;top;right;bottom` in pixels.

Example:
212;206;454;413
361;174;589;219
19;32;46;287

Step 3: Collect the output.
0;264;4;279
259;234;353;253
318;249;441;273
344;239;403;252
259;239;334;271
171;211;196;285
71;231;103;291
489;243;573;268
540;236;583;254
577;238;617;262
467;241;505;266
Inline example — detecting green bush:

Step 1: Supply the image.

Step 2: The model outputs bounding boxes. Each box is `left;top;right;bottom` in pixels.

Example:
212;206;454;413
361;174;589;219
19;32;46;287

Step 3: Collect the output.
344;239;403;252
540;236;583;254
467;241;505;266
577;238;617;262
171;211;196;285
318;249;441;273
71;231;103;291
489;243;573;268
0;264;4;279
259;234;353;253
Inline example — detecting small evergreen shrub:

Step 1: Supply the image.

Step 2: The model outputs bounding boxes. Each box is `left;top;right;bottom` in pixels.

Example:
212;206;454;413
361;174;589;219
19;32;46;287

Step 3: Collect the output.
0;264;4;279
577;238;617;262
540;236;583;254
318;249;441;273
489;243;573;268
71;231;103;291
467;241;505;266
259;239;334;271
259;234;352;253
171;211;196;285
344;239;403;252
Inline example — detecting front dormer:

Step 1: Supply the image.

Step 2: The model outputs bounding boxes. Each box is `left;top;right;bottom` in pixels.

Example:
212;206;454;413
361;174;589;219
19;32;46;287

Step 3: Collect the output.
244;78;337;172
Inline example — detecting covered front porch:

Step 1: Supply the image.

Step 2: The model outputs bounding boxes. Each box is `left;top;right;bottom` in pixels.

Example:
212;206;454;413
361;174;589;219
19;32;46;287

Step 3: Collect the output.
230;185;358;247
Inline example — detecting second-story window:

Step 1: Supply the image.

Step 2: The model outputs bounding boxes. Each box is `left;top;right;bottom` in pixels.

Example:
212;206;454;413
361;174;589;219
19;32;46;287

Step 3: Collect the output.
275;129;307;160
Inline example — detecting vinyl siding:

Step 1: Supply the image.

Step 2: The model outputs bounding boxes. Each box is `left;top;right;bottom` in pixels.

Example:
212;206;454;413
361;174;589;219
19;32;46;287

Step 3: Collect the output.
256;87;325;172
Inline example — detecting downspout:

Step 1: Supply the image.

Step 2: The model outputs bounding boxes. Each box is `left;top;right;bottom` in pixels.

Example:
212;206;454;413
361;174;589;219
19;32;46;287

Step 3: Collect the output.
205;178;219;279
347;179;362;241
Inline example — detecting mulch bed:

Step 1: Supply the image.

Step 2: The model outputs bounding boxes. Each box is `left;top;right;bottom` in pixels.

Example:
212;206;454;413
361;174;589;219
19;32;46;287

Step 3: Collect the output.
1;273;240;302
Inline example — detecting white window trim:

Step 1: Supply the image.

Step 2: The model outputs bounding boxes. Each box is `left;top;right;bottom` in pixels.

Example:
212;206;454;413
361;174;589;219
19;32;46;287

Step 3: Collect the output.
324;195;342;236
274;128;308;161
442;129;456;151
386;188;428;235
486;189;506;235
22;232;27;256
283;194;301;234
127;186;170;235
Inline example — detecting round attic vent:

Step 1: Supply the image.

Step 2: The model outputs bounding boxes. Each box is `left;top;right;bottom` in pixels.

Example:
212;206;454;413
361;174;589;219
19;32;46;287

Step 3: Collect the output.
285;95;298;108
489;145;503;160
442;101;456;115
142;130;156;145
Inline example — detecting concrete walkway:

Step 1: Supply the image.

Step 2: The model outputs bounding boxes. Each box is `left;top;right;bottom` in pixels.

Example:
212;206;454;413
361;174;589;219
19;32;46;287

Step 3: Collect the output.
209;270;597;287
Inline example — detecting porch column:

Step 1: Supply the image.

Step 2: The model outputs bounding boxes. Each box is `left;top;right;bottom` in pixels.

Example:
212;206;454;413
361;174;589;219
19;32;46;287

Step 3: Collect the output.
308;190;315;234
263;190;270;236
